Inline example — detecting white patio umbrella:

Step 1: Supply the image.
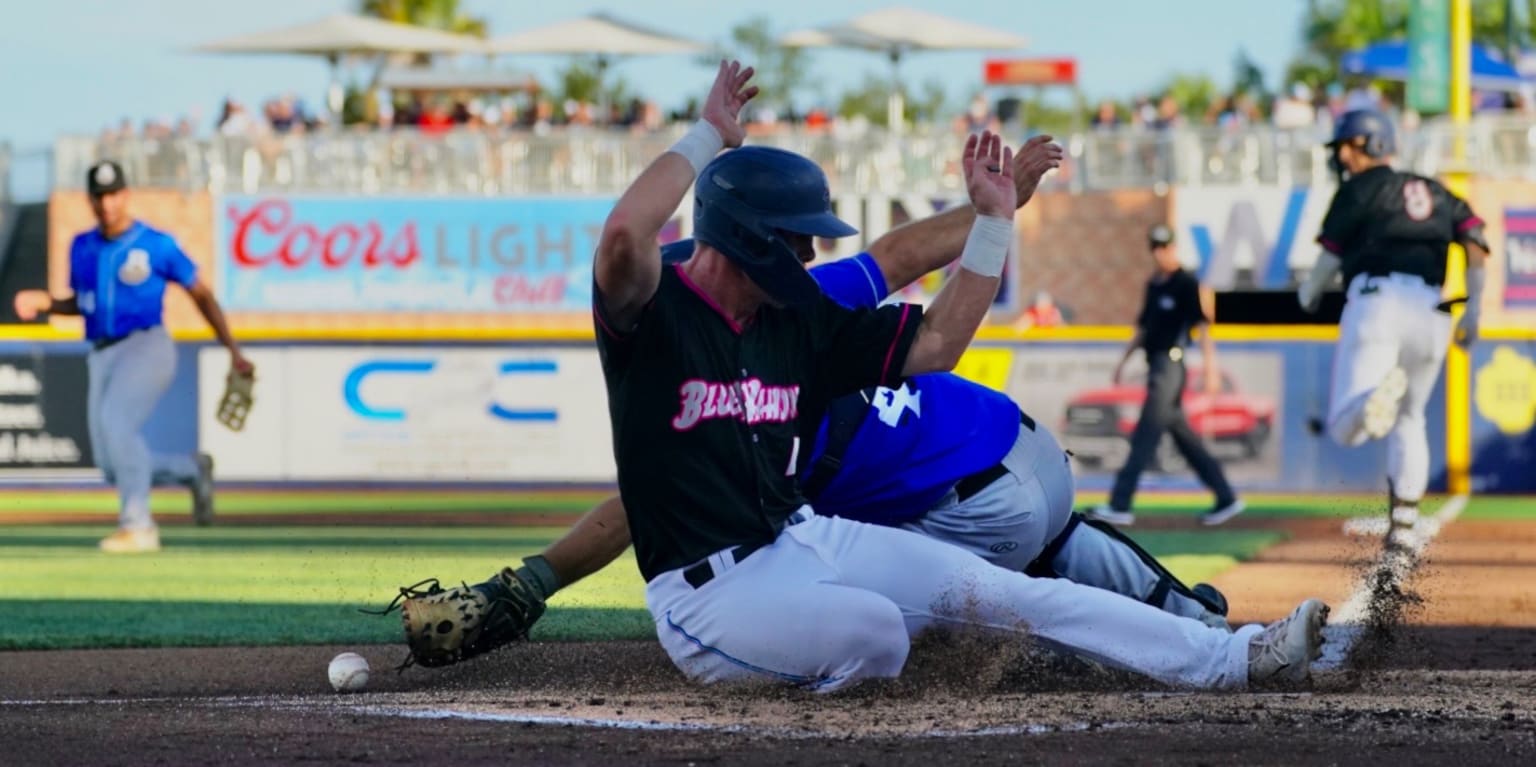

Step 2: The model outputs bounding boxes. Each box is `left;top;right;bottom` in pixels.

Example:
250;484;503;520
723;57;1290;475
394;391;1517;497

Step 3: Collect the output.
195;13;488;115
782;7;1028;132
485;13;704;116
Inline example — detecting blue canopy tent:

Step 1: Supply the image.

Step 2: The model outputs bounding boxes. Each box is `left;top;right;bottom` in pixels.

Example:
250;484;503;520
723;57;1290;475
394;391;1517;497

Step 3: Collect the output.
1341;40;1530;92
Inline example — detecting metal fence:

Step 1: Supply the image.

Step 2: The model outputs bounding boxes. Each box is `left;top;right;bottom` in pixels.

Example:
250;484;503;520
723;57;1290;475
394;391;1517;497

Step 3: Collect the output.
44;115;1536;197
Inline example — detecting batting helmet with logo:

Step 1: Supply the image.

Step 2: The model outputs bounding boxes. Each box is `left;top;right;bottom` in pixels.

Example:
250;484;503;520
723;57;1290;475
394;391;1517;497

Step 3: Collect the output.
692;146;857;309
1327;109;1397;158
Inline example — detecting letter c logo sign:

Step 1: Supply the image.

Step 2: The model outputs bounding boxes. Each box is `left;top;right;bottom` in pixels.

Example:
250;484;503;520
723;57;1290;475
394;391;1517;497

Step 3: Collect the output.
344;361;435;421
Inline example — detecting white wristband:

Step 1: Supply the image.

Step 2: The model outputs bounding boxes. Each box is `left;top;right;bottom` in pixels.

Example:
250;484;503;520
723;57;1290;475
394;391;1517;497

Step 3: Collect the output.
668;120;725;177
959;215;1014;278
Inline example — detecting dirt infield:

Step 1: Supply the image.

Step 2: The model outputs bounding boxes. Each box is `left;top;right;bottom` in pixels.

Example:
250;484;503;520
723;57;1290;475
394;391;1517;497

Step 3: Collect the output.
5;508;1535;765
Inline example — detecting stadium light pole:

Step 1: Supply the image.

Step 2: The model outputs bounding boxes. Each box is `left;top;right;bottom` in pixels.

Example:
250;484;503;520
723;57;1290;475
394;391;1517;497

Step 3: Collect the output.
1445;0;1473;495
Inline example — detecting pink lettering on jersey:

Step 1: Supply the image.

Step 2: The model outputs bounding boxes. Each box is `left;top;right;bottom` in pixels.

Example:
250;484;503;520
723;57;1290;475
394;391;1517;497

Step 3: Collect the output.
671;379;800;431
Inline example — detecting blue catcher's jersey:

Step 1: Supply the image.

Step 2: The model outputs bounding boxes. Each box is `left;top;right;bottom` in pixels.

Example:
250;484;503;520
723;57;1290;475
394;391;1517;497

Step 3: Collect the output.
68;221;198;342
804;255;1023;525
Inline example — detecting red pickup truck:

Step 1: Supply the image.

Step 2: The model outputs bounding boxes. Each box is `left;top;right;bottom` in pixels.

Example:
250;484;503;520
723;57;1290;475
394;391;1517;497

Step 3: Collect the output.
1060;368;1277;472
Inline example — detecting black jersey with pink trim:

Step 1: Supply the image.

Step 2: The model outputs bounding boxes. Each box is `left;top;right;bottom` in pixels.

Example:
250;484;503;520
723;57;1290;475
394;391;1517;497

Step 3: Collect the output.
1315;166;1485;289
594;265;923;581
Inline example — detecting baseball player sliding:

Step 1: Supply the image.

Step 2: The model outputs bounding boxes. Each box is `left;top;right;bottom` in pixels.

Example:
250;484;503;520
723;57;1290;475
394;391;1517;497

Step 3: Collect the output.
12;161;254;553
380;61;1328;692
1299;109;1489;532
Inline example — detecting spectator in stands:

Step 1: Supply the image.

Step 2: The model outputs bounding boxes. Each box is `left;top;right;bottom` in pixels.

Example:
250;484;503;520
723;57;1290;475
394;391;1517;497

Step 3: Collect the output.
1131;94;1157;128
1016;290;1067;330
1092;99;1121;130
217;99;258;137
418;98;455;135
1272;83;1316;130
1344;82;1381;112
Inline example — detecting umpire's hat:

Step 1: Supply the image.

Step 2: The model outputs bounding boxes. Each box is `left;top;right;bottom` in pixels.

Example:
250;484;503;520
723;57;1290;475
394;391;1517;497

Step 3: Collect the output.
1148;224;1175;248
86;160;127;197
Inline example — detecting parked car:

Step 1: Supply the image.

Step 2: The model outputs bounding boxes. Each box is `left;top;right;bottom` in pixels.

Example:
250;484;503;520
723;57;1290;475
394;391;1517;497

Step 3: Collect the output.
1060;368;1277;472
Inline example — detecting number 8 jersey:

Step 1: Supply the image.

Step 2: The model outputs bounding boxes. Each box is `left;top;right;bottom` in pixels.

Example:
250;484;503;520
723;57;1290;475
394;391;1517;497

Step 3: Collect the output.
1315;165;1486;290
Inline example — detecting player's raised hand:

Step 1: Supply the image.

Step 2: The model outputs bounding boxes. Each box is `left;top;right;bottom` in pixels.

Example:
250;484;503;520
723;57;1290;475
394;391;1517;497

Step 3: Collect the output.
962;131;1017;219
1011;135;1064;209
701;59;758;149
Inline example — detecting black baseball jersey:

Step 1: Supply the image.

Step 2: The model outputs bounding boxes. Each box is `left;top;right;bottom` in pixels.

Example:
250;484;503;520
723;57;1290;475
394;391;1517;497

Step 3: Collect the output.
1137;269;1206;356
594;265;923;582
1316;166;1485;289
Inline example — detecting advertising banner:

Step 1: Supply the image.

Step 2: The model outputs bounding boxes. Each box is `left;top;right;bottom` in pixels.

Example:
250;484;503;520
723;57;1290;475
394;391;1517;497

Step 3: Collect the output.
1503;207;1536;310
0;350;92;473
200;346;614;482
1173;186;1333;291
1468;341;1536;492
216;195;615;313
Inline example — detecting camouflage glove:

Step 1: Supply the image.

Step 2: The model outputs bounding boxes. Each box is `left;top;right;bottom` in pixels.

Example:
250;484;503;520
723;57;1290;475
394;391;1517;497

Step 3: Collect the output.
373;567;547;669
216;367;256;432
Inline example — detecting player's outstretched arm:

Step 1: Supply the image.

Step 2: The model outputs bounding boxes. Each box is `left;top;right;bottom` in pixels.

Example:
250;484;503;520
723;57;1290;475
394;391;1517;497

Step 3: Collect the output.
901;131;1015;376
868;136;1062;293
184;280;253;374
536;495;632;591
12;290;77;319
595;60;757;330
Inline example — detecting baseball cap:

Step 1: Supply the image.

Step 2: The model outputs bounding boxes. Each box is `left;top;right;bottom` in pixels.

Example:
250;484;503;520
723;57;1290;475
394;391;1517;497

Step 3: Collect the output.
1148;224;1175;247
87;160;127;196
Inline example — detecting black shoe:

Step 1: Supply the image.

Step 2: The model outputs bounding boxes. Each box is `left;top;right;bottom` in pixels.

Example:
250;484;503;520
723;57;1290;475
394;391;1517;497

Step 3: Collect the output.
1191;583;1229;616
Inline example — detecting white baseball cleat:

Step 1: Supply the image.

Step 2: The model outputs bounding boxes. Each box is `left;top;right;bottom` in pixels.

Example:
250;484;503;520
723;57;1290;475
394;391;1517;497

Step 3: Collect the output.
1084;505;1135;526
99;527;161;554
1361;367;1408;439
1390;505;1420;530
1200;499;1247;527
1248;598;1329;686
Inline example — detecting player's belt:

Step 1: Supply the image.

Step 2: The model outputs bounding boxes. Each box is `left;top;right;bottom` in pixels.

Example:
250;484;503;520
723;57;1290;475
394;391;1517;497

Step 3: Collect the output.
682;542;766;589
952;411;1037;502
682;510;811;589
92;333;133;351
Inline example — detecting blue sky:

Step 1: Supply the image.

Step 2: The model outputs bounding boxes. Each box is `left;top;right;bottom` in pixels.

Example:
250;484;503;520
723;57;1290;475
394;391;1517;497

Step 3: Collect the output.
0;0;1306;149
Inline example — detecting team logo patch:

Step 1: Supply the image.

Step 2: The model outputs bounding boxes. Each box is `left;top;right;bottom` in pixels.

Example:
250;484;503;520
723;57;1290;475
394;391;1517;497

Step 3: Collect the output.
118;248;152;285
93;163;117;187
1159;295;1176;310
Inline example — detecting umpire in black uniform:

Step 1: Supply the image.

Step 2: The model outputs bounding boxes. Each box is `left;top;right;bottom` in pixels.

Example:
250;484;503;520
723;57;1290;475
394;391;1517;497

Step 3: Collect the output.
1087;225;1245;527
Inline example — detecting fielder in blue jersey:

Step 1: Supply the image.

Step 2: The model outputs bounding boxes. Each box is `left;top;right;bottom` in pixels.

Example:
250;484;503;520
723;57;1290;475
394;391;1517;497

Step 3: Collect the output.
13;160;252;553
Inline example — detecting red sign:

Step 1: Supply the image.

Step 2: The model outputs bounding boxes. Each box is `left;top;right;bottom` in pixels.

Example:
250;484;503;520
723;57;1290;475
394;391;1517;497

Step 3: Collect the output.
984;58;1077;86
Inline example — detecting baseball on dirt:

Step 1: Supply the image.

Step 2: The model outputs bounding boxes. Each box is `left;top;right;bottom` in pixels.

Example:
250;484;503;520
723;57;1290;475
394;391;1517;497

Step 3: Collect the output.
327;652;370;693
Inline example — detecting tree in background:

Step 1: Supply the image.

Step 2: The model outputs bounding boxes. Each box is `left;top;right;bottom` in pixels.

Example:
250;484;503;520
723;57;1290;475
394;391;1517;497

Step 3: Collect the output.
357;0;487;37
834;74;949;128
1159;73;1220;119
554;58;634;119
702;16;813;115
1284;0;1534;92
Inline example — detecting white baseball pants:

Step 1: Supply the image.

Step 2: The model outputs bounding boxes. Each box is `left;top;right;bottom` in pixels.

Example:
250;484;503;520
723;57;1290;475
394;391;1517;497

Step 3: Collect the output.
1325;273;1453;501
646;508;1260;693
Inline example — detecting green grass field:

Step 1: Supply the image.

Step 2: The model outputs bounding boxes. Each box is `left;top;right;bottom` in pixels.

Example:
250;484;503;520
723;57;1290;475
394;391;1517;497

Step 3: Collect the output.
2;492;1530;650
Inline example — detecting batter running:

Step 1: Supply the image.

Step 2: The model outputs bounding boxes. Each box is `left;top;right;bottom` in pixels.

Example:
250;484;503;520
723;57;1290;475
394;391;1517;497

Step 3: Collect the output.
1298;109;1489;532
385;61;1327;692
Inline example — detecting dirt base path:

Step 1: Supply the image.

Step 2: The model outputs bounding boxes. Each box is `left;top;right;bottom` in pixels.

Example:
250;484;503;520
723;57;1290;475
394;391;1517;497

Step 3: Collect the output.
5;507;1535;765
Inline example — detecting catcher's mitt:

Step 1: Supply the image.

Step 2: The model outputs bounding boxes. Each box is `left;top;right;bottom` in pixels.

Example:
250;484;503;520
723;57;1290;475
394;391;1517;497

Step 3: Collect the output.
367;567;547;669
216;367;255;432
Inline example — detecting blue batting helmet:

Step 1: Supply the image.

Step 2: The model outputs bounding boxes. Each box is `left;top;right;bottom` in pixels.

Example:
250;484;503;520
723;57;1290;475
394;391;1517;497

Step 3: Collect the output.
1327;109;1396;157
692;146;856;309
